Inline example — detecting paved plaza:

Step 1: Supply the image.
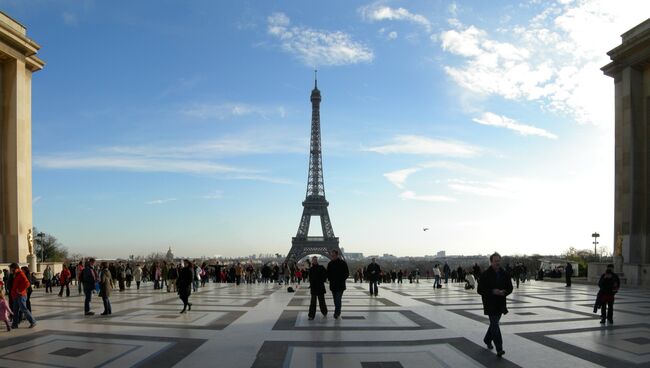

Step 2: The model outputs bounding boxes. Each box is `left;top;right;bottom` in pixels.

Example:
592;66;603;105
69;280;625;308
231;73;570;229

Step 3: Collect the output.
1;279;649;368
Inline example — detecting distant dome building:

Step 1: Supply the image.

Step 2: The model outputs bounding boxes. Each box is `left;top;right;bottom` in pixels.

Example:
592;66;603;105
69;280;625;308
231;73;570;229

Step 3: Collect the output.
166;247;175;261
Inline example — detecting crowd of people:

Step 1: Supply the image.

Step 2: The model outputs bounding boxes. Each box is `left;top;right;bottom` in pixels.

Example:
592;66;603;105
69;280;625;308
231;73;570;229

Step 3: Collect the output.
1;254;621;360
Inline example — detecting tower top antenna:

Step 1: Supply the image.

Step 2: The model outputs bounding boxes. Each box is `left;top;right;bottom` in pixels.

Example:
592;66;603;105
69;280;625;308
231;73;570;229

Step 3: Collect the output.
314;69;318;89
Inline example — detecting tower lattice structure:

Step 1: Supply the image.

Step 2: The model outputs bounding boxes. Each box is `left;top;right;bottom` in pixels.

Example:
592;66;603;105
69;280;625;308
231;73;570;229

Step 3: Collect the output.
286;75;342;265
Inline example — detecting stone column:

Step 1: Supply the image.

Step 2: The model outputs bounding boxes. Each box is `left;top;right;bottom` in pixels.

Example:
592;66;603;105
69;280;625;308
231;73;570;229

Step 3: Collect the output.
0;12;44;264
602;18;650;269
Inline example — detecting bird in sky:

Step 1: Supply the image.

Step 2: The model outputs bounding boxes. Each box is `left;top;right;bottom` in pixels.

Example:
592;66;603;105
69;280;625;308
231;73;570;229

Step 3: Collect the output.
423;228;429;231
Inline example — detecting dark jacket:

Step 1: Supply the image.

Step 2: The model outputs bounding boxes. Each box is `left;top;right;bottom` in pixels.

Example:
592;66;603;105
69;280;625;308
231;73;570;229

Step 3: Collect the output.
477;266;513;315
309;264;327;295
598;271;620;297
366;263;381;281
565;263;574;277
177;266;194;296
81;265;97;290
327;259;349;292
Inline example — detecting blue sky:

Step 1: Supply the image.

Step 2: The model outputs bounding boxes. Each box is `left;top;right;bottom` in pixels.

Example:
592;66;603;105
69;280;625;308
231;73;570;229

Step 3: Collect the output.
5;0;649;258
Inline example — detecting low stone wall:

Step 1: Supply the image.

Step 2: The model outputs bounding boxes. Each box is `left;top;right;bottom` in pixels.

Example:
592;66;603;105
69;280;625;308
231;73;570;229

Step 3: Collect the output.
588;262;650;288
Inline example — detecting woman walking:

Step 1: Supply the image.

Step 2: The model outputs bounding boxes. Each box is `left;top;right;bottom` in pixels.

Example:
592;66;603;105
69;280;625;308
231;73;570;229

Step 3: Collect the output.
177;260;193;314
98;262;113;315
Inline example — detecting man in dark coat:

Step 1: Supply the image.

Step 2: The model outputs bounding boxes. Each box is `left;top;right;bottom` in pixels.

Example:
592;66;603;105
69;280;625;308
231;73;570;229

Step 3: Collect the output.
366;258;381;296
477;252;513;358
81;258;98;316
326;249;349;319
177;260;194;314
565;262;573;287
308;256;328;320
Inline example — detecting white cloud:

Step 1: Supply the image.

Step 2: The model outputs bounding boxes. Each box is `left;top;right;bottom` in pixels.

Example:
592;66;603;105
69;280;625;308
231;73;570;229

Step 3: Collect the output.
183;102;286;120
267;12;373;66
439;1;650;126
33;196;42;204
399;190;455;202
146;198;177;205
473;112;558;139
418;160;485;175
62;12;78;26
388;31;398;40
364;135;480;158
201;190;223;199
360;3;431;32
34;156;251;175
447;178;524;198
384;168;420;189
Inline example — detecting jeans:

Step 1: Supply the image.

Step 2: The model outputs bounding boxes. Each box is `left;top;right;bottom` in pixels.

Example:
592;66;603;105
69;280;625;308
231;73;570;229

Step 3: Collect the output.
601;300;614;321
434;275;441;288
102;297;112;314
83;287;93;313
331;290;344;316
59;282;70;296
308;294;327;317
369;280;378;296
11;296;35;327
484;314;503;351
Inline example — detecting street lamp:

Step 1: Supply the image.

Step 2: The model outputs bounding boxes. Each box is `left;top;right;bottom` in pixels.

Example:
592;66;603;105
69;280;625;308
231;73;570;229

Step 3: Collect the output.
592;232;600;260
37;232;45;263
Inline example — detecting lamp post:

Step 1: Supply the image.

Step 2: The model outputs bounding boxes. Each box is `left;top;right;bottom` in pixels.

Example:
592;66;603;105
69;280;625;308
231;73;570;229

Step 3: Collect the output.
37;232;45;263
592;232;600;260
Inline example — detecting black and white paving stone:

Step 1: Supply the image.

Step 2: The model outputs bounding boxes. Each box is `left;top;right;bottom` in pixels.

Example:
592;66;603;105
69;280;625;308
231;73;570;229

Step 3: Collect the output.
3;279;649;367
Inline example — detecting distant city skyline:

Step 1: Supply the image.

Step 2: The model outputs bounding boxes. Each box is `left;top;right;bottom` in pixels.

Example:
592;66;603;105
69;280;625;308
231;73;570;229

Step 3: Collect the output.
5;1;649;258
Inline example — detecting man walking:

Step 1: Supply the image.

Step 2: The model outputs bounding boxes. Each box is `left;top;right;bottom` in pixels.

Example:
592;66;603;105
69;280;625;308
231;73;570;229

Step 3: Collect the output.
308;256;328;320
81;258;98;316
477;252;513;358
326;249;349;319
366;257;381;297
9;263;36;329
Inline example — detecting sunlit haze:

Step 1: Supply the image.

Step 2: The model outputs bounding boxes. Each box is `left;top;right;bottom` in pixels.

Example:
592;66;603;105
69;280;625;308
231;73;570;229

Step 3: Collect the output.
7;0;649;258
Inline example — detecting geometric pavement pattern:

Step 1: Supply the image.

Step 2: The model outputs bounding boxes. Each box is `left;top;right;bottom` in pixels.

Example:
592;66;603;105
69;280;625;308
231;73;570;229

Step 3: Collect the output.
3;278;650;367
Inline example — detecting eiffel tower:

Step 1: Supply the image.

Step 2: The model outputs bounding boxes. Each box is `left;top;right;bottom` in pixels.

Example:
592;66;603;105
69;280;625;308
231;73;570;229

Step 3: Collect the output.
286;73;342;265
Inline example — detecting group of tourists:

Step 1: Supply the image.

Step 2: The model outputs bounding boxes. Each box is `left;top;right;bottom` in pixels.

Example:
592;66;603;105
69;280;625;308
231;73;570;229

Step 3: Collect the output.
1;252;623;361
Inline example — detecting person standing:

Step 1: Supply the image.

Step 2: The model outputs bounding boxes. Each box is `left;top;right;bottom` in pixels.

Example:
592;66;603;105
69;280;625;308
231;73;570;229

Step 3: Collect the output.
596;264;620;324
43;266;53;293
9;263;36;329
443;263;451;284
81;258;98;316
366;258;381;297
0;289;12;331
565;262;573;287
308;256;328;320
177;260;193;313
433;264;442;289
98;262;113;316
75;261;84;295
133;264;142;290
58;266;71;297
326;250;349;319
477;252;513;358
167;264;178;293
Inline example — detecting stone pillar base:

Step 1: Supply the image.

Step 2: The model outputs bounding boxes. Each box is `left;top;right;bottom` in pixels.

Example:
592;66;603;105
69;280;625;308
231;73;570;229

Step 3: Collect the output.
27;254;37;272
614;256;624;273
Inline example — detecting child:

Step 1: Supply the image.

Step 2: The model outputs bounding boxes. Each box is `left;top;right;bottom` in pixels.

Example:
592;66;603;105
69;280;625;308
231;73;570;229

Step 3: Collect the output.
0;289;13;331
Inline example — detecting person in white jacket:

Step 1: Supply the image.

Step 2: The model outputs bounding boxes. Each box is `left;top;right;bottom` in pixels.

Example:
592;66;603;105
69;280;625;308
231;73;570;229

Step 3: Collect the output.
133;265;143;290
433;264;442;289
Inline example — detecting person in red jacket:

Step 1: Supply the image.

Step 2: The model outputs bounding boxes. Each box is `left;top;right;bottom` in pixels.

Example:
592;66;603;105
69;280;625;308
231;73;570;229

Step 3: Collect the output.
9;263;36;329
58;266;71;297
